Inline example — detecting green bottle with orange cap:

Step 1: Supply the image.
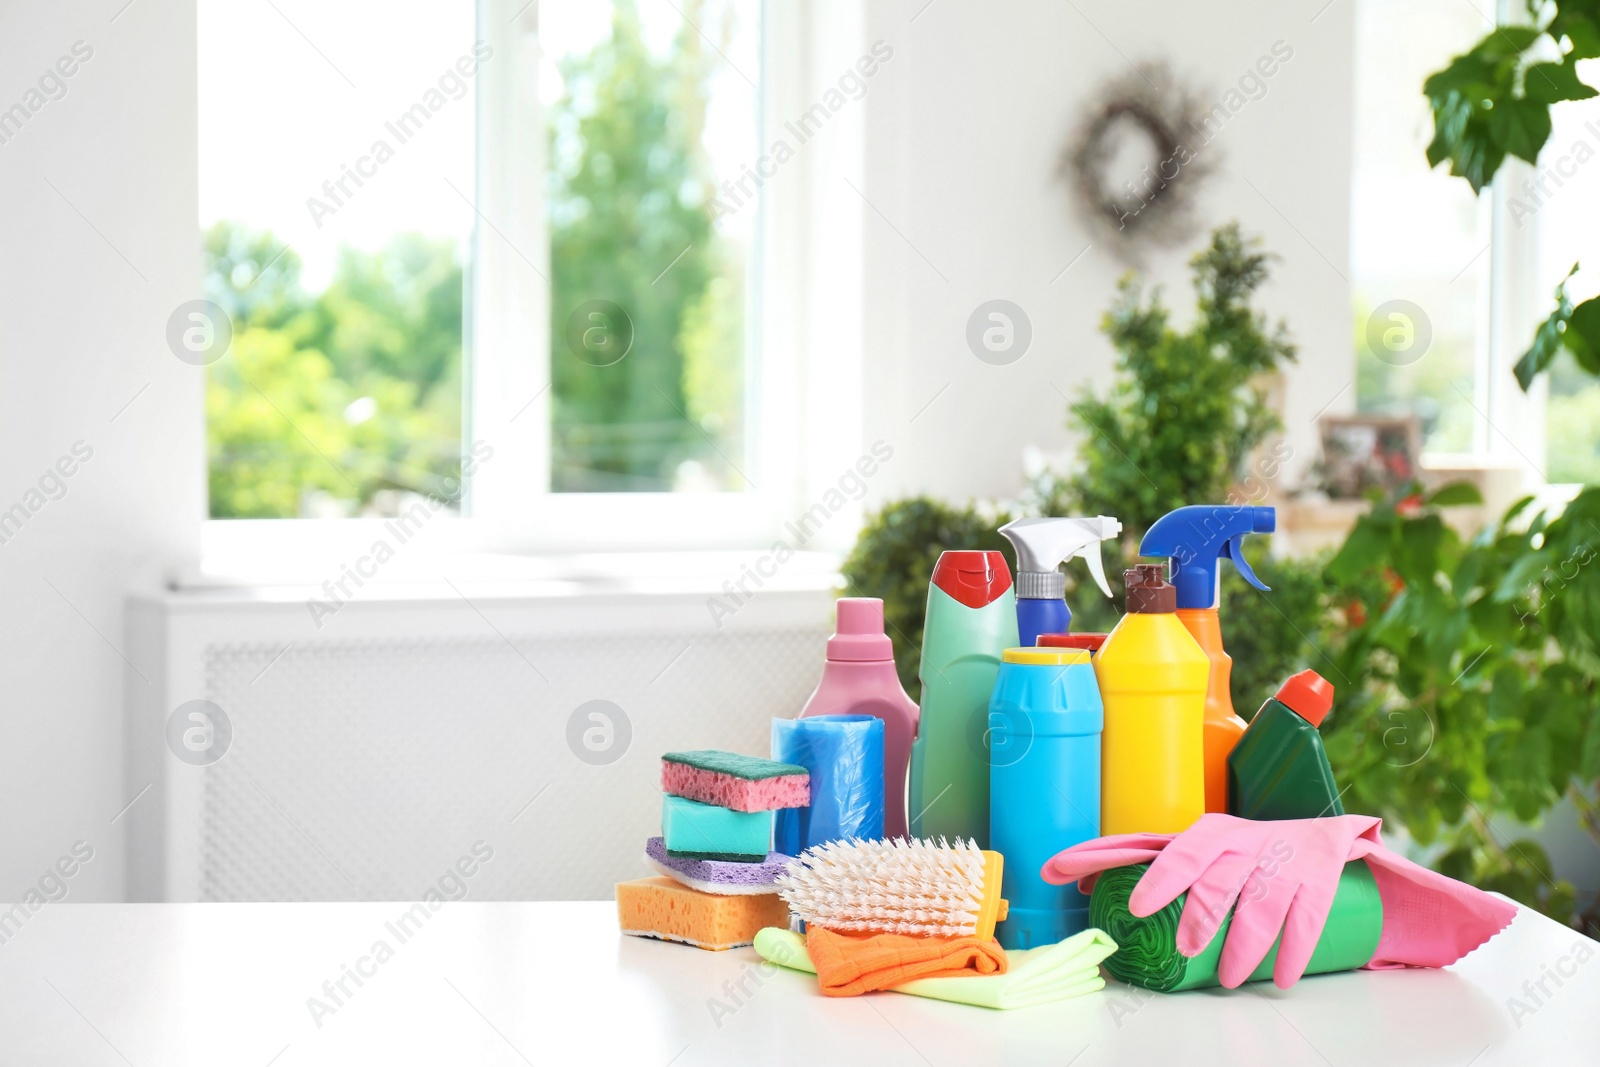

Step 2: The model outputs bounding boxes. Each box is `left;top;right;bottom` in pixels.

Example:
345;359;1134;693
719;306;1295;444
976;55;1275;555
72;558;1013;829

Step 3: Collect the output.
1226;669;1344;821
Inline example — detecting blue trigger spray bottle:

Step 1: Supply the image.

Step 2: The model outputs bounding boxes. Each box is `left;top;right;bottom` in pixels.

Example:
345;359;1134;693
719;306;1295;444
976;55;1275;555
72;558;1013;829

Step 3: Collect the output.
1139;505;1276;813
998;517;1122;648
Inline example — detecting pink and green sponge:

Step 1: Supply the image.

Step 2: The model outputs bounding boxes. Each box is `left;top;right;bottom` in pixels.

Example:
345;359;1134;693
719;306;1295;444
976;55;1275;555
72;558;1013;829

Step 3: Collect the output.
661;750;810;813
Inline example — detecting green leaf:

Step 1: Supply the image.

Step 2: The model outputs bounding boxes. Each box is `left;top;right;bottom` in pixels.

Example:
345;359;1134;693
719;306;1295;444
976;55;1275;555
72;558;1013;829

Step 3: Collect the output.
1523;58;1600;103
1328;516;1391;584
1501;494;1538;526
1488;665;1526;721
1489;97;1555;163
1494;549;1553;602
1565;20;1600;59
1515;263;1580;390
1566;296;1600;373
1453;549;1488;600
1550;5;1600;58
1427;481;1484;507
1583;721;1600;779
1422;52;1498;96
1394;514;1446;587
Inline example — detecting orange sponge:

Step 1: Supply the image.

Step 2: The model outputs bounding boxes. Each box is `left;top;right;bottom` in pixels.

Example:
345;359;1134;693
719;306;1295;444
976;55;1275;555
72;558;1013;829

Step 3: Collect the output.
616;876;789;951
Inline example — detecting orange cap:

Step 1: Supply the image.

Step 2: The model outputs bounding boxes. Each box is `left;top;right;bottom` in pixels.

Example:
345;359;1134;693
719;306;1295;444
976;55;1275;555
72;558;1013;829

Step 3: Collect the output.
1276;669;1334;727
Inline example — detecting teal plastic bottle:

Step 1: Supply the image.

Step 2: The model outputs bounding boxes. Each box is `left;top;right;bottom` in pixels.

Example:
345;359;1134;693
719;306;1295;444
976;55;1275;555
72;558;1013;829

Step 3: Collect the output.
1227;669;1345;820
908;550;1017;847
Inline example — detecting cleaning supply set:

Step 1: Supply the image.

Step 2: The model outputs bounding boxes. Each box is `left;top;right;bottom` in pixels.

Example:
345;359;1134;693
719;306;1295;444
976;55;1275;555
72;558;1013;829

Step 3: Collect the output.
617;749;809;950
616;503;1512;1007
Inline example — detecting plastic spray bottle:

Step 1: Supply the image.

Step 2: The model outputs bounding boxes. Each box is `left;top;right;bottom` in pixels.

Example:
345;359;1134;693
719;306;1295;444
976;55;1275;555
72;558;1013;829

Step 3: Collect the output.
1139;505;1276;813
1096;565;1208;834
798;598;920;839
1228;669;1344;821
908;551;1017;847
998;517;1122;648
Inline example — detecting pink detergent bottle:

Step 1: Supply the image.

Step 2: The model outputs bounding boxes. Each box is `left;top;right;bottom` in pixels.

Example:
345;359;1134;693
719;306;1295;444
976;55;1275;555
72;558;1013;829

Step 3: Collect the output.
798;598;920;839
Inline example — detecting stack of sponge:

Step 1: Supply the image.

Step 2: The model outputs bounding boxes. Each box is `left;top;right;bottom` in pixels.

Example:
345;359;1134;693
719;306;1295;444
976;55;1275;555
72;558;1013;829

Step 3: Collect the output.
616;750;810;951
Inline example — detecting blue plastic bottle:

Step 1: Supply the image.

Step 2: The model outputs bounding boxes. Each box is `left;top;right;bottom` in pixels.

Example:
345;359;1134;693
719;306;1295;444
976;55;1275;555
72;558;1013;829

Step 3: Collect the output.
989;646;1103;950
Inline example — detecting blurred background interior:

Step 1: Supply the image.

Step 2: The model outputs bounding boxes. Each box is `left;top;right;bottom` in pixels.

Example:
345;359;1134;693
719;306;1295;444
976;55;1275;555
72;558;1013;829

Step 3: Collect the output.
1;0;1597;937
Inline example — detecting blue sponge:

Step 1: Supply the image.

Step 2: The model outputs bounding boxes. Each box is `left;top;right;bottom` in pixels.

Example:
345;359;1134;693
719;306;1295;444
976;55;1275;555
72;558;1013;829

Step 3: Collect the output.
662;795;771;861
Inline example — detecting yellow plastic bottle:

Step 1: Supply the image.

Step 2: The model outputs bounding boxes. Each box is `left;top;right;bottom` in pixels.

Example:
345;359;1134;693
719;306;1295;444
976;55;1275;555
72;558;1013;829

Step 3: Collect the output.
1096;564;1208;834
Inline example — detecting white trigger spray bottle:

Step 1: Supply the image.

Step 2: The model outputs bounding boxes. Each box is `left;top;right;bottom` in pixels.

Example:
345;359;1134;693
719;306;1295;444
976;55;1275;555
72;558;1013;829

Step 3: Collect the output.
998;516;1123;647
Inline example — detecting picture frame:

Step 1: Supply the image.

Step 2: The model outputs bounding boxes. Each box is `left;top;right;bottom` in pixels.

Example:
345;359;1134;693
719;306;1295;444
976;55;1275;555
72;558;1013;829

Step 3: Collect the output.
1316;415;1422;499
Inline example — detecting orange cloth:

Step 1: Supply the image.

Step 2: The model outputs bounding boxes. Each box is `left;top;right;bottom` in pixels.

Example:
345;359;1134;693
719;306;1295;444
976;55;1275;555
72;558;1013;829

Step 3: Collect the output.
804;927;1008;997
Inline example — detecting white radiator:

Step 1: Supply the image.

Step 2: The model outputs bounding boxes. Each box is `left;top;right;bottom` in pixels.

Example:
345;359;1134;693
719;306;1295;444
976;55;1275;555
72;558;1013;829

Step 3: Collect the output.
124;577;834;901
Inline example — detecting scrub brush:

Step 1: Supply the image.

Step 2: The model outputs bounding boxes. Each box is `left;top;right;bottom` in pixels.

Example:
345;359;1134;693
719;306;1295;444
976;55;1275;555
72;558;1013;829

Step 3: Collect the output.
774;837;1008;940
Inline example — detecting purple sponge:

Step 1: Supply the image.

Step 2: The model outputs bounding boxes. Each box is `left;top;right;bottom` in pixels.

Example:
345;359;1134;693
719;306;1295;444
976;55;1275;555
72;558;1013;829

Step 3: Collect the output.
645;837;793;896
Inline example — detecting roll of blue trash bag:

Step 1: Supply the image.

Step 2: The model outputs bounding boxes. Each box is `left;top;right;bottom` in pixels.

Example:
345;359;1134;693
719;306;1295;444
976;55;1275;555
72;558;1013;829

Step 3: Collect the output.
773;713;885;854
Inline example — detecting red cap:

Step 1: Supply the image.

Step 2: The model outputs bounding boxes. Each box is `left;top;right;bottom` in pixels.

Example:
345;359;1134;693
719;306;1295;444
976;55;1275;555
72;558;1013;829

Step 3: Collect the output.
1037;633;1107;652
1276;669;1334;727
827;598;893;661
931;550;1013;609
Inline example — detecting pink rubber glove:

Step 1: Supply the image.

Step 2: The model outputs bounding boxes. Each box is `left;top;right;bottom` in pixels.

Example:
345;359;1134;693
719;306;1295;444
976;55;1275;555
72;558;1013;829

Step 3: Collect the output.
1041;815;1380;987
1123;814;1383;988
1346;837;1516;969
1041;814;1516;988
1036;831;1179;894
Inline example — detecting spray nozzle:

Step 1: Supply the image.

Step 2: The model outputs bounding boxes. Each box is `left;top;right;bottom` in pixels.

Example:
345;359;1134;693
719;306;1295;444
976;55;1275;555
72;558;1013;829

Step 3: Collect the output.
1139;505;1276;609
998;516;1123;600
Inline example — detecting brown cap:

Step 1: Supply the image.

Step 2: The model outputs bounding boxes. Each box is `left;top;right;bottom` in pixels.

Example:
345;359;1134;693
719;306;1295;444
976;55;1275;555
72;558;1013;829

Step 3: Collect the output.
1124;564;1176;614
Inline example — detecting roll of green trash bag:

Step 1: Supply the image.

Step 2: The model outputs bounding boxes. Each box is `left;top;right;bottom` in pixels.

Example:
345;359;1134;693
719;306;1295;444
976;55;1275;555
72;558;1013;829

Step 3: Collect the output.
1088;861;1384;991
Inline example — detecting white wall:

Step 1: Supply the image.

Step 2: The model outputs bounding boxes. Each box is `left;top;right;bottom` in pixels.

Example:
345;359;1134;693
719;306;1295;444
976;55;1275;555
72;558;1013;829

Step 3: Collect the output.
857;0;1357;507
0;0;202;902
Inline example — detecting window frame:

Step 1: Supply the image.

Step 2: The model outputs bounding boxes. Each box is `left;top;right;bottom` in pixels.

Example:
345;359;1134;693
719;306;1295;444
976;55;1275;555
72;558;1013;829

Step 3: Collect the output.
201;0;866;571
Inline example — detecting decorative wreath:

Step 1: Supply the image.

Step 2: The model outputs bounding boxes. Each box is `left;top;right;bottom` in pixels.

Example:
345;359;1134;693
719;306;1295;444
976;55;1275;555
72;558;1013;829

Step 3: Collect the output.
1062;63;1217;258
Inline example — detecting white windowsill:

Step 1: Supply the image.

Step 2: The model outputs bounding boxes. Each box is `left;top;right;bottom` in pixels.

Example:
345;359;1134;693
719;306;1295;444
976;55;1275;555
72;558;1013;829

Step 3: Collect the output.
188;518;843;600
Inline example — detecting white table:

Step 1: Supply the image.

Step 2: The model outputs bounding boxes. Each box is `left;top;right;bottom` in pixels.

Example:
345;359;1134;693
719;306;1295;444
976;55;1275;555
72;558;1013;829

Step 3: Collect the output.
0;900;1592;1065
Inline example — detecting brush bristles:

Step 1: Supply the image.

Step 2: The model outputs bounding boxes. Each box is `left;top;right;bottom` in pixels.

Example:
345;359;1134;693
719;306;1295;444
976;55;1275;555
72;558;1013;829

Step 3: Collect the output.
774;837;988;938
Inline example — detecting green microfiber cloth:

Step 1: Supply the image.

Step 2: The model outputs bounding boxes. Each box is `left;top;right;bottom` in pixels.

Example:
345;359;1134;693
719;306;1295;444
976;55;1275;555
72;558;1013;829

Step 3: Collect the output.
752;927;1116;1009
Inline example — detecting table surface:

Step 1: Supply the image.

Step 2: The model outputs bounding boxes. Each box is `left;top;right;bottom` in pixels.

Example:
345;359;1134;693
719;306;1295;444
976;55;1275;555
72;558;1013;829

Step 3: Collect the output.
0;899;1593;1066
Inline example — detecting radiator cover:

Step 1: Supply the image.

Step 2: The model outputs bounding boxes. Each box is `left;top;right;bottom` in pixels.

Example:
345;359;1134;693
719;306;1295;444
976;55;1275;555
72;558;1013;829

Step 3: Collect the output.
125;583;833;901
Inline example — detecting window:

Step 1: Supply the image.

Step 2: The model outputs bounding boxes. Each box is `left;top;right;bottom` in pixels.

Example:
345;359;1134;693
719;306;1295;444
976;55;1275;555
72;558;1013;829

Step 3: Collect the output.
199;0;765;528
543;1;760;493
198;0;476;519
1350;0;1492;456
1525;75;1600;485
1351;1;1598;487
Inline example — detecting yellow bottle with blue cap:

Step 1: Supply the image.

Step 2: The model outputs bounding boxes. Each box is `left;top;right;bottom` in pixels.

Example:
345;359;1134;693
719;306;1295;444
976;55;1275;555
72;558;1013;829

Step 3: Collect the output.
989;645;1102;949
1096;564;1208;834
